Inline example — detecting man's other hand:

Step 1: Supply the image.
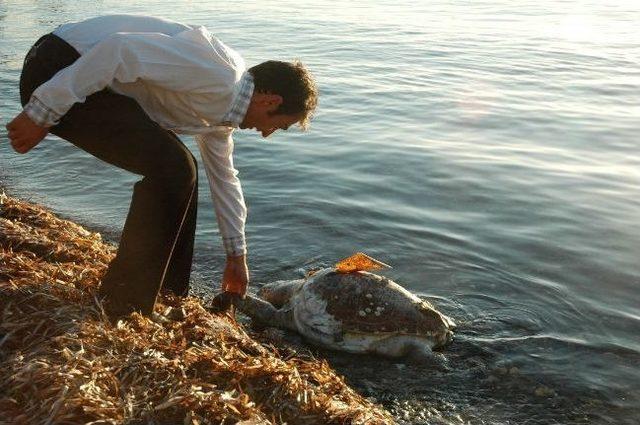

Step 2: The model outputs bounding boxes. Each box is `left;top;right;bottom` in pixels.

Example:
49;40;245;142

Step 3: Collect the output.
5;111;49;154
222;254;249;297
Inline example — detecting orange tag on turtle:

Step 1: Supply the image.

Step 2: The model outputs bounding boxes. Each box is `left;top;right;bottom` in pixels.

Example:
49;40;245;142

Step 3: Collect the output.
335;252;391;273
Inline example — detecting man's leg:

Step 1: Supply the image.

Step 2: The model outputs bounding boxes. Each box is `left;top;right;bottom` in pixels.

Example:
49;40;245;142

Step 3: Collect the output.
19;34;197;316
52;93;198;316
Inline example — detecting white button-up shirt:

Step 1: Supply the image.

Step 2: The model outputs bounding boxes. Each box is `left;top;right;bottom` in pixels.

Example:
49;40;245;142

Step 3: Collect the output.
24;14;253;256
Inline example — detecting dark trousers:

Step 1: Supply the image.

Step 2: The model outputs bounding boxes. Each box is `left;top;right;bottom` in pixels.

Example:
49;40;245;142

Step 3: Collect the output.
19;34;198;316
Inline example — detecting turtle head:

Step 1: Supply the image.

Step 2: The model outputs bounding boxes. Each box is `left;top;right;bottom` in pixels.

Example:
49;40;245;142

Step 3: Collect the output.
257;279;304;308
418;301;457;349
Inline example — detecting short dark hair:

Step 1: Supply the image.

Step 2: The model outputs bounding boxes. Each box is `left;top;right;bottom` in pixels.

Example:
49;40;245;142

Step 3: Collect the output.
248;60;318;129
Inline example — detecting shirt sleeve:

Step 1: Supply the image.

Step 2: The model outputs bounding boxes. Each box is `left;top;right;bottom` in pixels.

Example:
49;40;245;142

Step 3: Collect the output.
24;29;233;127
195;128;247;257
23;96;60;128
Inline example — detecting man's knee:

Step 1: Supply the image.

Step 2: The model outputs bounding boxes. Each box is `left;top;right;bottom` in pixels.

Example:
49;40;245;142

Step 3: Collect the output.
177;149;198;187
162;147;198;195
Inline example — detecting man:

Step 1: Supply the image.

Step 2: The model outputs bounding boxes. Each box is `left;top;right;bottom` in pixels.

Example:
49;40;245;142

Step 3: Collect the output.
5;14;318;320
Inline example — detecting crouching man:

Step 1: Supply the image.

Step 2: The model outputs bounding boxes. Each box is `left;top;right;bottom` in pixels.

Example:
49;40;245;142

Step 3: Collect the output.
5;14;318;320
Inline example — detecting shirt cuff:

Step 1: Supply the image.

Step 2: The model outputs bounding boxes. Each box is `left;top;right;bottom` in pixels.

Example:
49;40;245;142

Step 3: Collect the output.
23;96;61;128
223;235;247;257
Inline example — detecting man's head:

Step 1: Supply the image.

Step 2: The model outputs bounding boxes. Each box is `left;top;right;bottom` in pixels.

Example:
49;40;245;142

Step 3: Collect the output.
240;60;318;138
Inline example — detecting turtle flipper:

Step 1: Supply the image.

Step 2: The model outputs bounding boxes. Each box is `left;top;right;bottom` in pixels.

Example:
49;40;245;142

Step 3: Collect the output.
209;292;240;313
235;295;296;331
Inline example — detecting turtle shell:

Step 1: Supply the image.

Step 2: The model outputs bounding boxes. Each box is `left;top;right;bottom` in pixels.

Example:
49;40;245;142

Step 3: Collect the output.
295;269;453;337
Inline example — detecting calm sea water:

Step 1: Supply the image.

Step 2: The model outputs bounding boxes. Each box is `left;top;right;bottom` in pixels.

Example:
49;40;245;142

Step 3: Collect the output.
1;1;639;423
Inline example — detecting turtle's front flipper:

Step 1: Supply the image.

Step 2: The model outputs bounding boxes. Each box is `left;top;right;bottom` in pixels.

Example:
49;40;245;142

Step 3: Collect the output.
235;295;297;332
209;292;239;313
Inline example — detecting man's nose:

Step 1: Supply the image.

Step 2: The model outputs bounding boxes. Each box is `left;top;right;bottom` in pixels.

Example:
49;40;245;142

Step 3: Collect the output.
261;128;276;138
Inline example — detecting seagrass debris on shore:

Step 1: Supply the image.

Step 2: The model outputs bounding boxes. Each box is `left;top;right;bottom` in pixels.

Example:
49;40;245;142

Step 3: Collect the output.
0;192;394;424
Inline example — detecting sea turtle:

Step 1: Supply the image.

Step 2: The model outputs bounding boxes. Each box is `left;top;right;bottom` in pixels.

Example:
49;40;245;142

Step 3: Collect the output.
214;258;456;362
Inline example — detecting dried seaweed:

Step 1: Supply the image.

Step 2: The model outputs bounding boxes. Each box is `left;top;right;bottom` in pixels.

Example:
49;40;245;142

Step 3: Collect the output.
0;192;394;424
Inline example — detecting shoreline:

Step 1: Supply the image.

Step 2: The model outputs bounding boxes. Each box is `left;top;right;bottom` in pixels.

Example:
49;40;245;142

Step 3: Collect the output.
0;191;393;424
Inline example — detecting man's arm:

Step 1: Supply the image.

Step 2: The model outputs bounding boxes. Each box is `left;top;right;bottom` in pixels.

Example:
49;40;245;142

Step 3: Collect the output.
195;129;249;296
6;28;231;153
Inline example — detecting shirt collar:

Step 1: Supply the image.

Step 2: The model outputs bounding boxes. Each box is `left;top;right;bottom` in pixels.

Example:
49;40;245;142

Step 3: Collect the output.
222;71;254;128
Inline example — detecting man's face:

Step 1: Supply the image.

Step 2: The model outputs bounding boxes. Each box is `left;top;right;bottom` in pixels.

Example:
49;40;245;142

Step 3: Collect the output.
240;93;302;138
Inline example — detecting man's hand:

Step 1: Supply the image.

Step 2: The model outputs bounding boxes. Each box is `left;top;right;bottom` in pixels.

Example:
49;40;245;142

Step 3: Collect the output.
5;111;49;154
222;254;249;297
